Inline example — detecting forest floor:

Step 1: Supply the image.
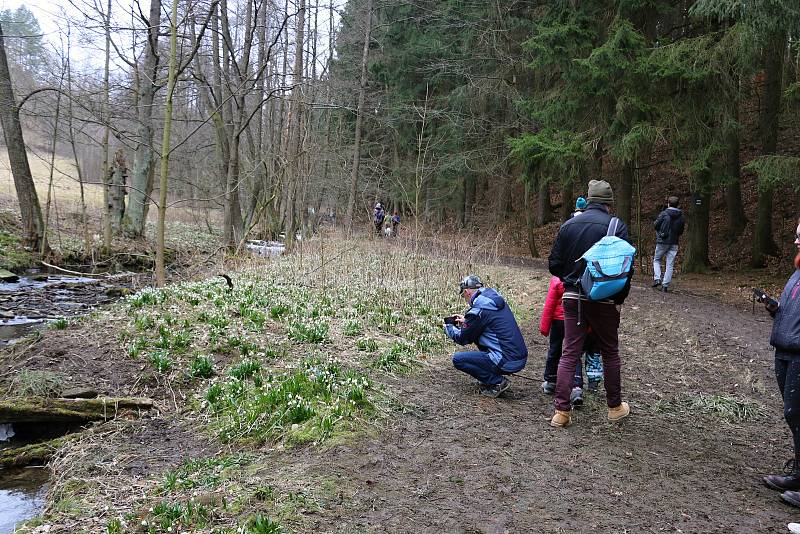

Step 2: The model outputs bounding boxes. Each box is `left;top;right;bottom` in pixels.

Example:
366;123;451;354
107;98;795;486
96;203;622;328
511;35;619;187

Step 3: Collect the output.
2;237;797;533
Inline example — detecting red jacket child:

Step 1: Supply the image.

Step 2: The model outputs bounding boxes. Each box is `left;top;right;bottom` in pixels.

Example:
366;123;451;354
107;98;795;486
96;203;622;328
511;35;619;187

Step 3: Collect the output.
539;276;565;336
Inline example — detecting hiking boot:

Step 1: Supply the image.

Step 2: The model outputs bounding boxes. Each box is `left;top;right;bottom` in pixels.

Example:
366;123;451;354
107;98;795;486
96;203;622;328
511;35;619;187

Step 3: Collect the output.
586;380;600;393
661;284;670;293
652;279;661;288
550;409;572;428
766;474;800;492
608;401;630;422
541;381;556;394
481;377;510;398
570;387;584;407
765;460;800;491
782;491;800;508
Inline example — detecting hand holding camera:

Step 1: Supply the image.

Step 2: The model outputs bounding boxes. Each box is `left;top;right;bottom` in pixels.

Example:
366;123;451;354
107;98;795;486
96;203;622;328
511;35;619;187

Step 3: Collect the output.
443;314;464;326
753;288;779;313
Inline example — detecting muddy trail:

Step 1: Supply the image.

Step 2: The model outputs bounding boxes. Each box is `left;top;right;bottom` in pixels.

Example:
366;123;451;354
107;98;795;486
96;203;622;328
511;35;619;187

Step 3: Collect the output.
305;283;791;533
1;253;793;533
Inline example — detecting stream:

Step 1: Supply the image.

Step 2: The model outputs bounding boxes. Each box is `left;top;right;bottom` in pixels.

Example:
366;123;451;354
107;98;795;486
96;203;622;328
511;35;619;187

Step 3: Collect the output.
0;273;126;347
0;466;48;534
0;271;132;530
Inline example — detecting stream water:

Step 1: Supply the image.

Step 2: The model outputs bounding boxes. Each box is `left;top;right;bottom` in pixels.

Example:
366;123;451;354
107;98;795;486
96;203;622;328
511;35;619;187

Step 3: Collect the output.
0;272;130;529
0;466;49;534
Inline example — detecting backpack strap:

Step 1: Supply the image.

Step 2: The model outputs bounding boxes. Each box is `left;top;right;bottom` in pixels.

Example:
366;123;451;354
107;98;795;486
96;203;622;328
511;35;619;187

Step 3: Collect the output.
607;217;620;237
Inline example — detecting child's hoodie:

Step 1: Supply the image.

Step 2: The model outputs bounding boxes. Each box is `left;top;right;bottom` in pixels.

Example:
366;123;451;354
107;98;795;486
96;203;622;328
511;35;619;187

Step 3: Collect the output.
539;276;565;336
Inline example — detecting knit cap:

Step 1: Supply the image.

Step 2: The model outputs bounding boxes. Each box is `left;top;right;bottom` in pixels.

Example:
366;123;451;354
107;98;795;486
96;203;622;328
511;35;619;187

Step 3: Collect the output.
587;180;614;204
575;196;588;210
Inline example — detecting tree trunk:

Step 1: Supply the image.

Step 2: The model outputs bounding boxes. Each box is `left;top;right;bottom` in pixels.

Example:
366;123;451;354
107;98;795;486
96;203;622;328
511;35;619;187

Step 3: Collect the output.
559;179;573;222
683;187;711;274
284;0;306;251
344;0;373;235
463;173;476;227
751;32;785;267
0;397;153;423
618;160;634;226
0;23;43;251
42;81;63;256
124;0;161;237
110;149;127;230
154;0;180;287
101;0;112;248
724;126;746;242
535;178;552;226
525;181;538;258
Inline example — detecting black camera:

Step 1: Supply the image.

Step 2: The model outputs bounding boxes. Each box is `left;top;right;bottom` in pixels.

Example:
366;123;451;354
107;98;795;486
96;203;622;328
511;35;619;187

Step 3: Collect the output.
443;316;458;325
753;288;778;309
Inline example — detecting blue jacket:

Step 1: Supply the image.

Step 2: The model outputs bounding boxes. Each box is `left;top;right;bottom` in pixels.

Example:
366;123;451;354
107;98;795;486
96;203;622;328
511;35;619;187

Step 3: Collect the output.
771;270;800;353
444;288;528;371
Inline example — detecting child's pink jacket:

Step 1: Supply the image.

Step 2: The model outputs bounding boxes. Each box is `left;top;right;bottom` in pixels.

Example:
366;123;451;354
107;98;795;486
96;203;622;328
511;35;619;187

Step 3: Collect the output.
539;276;564;336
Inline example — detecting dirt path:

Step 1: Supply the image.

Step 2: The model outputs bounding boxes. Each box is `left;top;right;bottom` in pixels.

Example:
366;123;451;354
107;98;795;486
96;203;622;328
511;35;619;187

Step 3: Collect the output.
305;282;793;533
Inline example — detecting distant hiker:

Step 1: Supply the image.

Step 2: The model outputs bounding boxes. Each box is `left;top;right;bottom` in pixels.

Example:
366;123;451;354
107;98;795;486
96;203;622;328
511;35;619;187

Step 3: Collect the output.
573;196;588;217
391;210;401;237
547;180;633;427
373;203;386;236
762;219;800;508
444;275;528;398
652;196;685;292
539;275;604;406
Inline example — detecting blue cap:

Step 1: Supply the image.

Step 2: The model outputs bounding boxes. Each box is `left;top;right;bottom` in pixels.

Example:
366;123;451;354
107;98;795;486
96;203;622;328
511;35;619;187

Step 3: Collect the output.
575;196;588;210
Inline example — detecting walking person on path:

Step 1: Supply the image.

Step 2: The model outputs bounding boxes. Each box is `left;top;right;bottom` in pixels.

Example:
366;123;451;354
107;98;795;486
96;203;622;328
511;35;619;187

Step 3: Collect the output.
762;219;800;509
547;180;632;427
652;196;685;292
373;203;386;236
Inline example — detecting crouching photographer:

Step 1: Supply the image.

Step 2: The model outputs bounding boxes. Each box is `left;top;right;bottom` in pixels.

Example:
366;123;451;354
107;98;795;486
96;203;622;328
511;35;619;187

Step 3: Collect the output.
762;219;800;509
443;275;528;398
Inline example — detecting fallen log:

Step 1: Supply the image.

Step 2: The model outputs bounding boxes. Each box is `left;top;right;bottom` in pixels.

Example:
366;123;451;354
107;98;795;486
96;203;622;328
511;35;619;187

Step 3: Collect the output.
0;433;79;467
0;397;154;423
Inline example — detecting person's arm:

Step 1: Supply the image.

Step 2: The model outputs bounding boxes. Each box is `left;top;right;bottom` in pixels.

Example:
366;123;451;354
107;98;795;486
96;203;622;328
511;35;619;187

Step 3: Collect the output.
615;219;631;244
548;230;565;278
654;212;666;231
540;278;562;336
445;309;486;346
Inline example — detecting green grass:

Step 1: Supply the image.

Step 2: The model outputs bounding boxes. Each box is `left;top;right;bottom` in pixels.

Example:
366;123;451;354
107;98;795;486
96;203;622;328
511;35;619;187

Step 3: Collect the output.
287;318;329;344
148;350;174;374
245;513;283;533
50;317;69;330
205;358;372;444
10;370;65;397
189;355;214;379
373;341;418;374
654;392;764;423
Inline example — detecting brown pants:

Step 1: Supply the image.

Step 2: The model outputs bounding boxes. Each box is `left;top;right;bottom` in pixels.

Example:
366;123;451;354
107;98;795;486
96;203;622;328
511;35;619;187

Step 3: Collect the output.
555;298;622;412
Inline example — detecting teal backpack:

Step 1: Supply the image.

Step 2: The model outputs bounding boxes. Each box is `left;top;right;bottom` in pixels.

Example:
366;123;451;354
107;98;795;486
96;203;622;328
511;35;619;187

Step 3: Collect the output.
579;218;636;301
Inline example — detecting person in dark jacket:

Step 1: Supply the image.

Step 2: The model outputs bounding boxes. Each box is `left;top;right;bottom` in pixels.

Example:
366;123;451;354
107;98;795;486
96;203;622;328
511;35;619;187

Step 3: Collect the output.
547;180;632;427
652;196;686;292
444;275;528;398
763;220;800;508
373;203;386;235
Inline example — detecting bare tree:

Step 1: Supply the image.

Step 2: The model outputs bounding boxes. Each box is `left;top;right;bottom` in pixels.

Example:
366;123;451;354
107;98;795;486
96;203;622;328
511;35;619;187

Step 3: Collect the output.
344;0;372;235
0;22;44;250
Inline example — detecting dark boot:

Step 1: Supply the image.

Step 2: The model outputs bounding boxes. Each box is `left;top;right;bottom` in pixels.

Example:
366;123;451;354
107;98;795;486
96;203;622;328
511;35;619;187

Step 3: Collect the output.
764;460;800;491
782;491;800;508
